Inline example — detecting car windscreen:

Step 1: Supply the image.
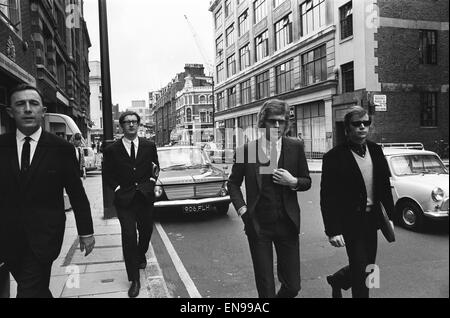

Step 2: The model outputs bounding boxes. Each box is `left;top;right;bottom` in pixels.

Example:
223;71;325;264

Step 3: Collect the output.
390;154;448;176
158;148;210;170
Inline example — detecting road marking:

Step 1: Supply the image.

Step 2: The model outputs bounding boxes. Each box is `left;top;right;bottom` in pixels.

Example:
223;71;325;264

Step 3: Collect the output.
155;222;202;298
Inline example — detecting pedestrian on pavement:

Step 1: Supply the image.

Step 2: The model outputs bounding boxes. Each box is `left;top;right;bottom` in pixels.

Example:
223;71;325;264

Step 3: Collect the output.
0;84;95;298
103;111;160;298
0;262;9;298
228;99;311;298
71;133;87;180
320;106;395;298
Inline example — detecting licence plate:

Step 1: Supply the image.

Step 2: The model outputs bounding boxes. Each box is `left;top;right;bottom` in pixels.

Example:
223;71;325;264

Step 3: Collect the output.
183;204;211;214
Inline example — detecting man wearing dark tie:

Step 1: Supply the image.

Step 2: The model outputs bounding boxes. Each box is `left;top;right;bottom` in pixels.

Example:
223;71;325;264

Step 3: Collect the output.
228;99;311;298
103;111;160;298
0;84;95;298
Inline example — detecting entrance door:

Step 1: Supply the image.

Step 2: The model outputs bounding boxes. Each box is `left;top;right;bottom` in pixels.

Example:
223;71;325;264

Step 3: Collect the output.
335;122;346;146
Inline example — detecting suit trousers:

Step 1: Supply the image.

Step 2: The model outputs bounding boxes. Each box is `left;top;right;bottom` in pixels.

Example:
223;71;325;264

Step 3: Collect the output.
0;265;10;298
8;243;53;298
328;211;378;298
245;214;300;298
116;193;154;281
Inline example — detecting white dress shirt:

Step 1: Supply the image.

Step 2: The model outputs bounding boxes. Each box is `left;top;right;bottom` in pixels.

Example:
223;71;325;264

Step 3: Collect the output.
16;127;42;169
122;136;139;158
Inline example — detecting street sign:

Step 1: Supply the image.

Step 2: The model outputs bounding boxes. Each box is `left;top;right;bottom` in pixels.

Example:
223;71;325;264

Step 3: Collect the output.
374;94;387;112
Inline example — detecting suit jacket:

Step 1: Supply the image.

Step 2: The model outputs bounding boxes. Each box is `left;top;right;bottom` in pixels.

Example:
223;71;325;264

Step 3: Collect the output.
103;138;159;208
228;137;311;234
320;140;395;238
0;131;94;264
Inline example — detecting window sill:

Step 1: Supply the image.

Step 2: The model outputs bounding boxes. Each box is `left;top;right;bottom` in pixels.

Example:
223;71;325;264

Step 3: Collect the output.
339;35;353;45
420;126;438;129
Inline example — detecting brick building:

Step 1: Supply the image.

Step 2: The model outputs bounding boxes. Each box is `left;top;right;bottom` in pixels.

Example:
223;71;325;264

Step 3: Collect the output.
0;0;92;137
154;64;212;146
209;0;448;157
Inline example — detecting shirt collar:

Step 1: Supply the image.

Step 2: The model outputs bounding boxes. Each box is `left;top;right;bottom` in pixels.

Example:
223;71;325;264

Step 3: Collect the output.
16;127;42;143
122;136;139;146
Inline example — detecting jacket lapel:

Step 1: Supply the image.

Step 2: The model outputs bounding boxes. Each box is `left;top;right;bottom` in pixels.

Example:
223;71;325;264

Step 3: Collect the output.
135;138;146;163
344;142;366;191
7;134;20;184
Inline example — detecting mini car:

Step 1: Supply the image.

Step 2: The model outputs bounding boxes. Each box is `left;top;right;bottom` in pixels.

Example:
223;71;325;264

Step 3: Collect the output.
153;146;231;215
384;148;449;231
82;147;97;172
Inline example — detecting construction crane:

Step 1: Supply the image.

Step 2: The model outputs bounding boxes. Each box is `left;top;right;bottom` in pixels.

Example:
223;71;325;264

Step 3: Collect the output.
184;14;214;76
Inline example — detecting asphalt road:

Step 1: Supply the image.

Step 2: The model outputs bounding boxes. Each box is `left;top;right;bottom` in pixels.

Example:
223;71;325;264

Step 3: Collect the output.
152;174;449;298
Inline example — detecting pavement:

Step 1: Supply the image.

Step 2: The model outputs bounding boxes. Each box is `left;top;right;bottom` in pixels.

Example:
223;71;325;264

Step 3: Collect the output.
8;159;322;298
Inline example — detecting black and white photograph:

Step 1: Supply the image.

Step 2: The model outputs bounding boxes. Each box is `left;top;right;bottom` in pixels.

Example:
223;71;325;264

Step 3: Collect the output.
0;0;448;302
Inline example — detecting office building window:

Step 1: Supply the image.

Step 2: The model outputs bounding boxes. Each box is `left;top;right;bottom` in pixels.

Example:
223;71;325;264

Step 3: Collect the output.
225;0;233;17
273;0;284;8
256;71;270;100
276;59;294;94
255;30;269;62
217;62;225;83
419;30;437;64
341;61;354;93
217;92;224;111
240;79;252;105
239;44;251;70
420;93;438;127
228;87;237;108
227;54;237;77
226;24;235;47
301;45;327;86
296;101;326;158
340;1;353;40
254;0;267;24
215;7;223;29
186;108;192;122
300;0;326;37
216;35;224;58
275;14;293;51
238;10;249;36
0;0;21;34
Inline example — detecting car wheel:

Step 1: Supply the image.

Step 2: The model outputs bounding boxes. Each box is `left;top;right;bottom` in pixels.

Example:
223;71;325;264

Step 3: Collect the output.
216;203;230;215
398;201;424;231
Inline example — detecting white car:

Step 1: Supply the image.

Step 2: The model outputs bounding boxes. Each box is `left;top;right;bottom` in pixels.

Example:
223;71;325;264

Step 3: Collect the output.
83;147;97;172
384;148;449;231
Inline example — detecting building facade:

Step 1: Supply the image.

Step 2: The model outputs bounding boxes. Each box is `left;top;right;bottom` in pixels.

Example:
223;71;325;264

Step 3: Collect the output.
89;60;102;143
0;0;92;137
209;0;448;157
154;64;212;146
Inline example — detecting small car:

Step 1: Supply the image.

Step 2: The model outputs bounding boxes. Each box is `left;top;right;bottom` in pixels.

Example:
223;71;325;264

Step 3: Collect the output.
384;148;449;231
153;146;231;215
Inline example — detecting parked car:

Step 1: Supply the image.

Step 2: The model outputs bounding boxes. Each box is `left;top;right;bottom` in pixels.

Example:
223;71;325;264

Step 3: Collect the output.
384;148;449;231
82;147;97;172
153;146;231;215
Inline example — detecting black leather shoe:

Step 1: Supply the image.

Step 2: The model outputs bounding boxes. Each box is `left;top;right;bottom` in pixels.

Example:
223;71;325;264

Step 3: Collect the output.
326;275;342;298
128;280;140;298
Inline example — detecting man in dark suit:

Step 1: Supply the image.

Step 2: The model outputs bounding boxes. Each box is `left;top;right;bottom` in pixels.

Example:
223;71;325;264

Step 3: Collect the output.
0;84;95;298
320;106;395;298
0;262;9;298
103;111;159;298
228;99;311;298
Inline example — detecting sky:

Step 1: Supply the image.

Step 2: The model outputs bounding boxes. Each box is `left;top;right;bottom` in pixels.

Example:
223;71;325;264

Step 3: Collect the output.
83;0;215;110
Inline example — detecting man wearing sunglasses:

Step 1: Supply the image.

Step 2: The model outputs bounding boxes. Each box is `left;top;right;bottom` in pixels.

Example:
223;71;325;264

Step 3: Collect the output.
320;106;395;298
103;111;160;298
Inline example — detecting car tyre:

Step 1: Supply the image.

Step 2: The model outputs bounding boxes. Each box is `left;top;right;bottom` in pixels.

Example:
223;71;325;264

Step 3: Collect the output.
216;203;230;215
398;201;424;231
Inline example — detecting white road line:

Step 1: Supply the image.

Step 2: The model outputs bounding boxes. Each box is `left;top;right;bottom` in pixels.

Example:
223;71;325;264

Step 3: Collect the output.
155;222;202;298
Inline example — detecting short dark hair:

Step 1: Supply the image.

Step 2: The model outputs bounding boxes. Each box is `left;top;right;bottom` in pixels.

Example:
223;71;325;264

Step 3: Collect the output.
257;99;290;132
119;111;141;126
9;84;44;104
74;133;82;140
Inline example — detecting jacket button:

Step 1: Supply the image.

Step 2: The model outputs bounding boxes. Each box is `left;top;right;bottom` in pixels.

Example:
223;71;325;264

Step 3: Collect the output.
135;183;138;186
133;168;136;171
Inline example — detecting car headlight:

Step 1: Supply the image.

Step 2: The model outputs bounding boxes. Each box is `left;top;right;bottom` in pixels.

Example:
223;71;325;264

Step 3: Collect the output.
154;186;163;198
432;187;444;202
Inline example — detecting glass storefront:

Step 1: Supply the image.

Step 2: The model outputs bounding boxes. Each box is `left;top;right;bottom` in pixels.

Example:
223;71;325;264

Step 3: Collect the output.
296;101;326;159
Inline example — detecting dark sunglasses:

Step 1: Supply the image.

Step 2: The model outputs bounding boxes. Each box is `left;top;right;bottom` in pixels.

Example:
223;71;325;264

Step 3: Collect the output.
350;120;372;128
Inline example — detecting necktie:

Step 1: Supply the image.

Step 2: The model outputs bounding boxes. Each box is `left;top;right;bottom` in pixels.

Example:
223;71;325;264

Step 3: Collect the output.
21;136;31;173
130;141;136;161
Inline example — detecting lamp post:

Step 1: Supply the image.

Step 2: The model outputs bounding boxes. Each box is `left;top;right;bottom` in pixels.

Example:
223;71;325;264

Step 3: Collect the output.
98;0;116;218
